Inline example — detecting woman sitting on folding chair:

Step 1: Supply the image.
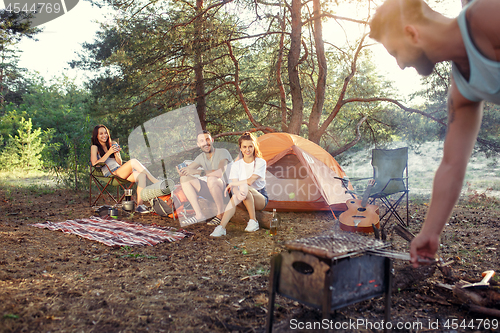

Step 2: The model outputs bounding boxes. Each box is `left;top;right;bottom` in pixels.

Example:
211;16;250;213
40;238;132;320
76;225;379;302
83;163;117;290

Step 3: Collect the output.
210;132;268;237
91;125;159;213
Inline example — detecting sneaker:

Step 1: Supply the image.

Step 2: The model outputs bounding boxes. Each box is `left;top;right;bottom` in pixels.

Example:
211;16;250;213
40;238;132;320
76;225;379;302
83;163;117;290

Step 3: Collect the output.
207;216;222;226
135;204;150;214
210;225;226;237
245;219;259;232
180;216;203;227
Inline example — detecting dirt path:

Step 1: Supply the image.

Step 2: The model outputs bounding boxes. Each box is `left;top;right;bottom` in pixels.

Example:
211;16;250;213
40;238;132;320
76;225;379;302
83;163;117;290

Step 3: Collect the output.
1;185;499;332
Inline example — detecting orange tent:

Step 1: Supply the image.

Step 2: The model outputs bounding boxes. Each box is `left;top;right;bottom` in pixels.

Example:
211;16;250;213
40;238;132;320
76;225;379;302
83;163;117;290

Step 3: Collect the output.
258;133;352;212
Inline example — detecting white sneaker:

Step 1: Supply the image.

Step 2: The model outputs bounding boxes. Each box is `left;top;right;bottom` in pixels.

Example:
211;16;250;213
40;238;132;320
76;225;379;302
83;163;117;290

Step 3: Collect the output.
210;225;226;237
245;219;259;232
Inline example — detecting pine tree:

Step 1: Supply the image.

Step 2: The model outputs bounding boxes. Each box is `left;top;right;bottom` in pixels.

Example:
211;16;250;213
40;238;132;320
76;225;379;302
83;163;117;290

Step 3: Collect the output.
0;117;45;171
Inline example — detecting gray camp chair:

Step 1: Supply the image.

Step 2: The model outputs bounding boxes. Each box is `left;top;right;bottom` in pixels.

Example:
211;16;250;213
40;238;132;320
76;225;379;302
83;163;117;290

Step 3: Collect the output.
89;162;133;207
350;147;409;230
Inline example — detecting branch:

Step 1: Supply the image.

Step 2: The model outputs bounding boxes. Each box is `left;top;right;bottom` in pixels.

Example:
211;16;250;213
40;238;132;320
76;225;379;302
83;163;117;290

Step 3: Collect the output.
342;97;448;126
319;34;368;135
166;0;234;30
304;13;369;26
298;39;308;66
329;115;368;156
476;137;500;152
213;126;276;139
226;41;261;129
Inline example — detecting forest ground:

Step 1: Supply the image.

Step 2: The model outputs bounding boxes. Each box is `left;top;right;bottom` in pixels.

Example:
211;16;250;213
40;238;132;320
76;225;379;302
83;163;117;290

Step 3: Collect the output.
1;176;500;332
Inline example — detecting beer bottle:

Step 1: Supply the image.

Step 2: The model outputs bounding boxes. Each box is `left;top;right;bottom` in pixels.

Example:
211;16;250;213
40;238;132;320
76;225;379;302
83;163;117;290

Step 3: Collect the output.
270;209;280;236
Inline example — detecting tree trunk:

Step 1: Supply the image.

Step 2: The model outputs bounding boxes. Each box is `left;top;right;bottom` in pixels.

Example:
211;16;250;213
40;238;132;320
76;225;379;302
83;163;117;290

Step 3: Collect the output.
0;49;5;106
287;0;304;135
307;0;327;144
73;139;78;191
194;0;207;129
277;8;288;132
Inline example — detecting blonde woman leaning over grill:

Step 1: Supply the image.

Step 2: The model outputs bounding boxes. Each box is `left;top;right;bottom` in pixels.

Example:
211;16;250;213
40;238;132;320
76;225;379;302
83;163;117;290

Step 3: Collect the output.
210;132;268;237
90;124;159;213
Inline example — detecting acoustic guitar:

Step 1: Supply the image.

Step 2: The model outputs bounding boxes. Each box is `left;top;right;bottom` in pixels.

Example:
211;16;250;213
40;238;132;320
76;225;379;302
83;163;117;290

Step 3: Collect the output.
339;179;380;233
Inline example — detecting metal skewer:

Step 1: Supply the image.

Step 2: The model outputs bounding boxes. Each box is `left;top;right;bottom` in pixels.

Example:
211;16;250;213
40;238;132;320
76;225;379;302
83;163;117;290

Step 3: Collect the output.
366;248;439;264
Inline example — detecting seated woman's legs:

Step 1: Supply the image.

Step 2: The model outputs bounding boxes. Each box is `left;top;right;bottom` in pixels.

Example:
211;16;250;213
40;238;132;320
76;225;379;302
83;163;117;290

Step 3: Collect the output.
134;172;147;205
250;187;267;210
219;195;242;229
217;186;265;231
114;159;158;183
243;187;266;220
114;158;159;206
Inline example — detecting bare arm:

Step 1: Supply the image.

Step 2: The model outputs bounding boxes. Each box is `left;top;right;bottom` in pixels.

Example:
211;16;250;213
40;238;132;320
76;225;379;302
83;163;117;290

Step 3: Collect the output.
91;145;120;166
246;157;265;185
114;143;123;165
410;82;483;266
177;161;201;177
227;179;247;188
246;174;261;186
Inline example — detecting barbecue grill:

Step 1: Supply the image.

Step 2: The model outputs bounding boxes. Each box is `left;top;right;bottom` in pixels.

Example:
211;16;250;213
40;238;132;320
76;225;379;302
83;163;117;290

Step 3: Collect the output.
266;232;393;332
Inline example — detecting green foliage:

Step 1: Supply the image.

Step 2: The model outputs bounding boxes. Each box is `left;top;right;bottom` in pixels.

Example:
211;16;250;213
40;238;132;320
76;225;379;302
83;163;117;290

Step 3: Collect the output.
319;52;402;154
0;117;47;171
0;10;41;105
73;0;402;152
412;61;500;156
476;103;500;157
0;75;97;189
1;74;95;189
71;1;243;135
0;48;31;105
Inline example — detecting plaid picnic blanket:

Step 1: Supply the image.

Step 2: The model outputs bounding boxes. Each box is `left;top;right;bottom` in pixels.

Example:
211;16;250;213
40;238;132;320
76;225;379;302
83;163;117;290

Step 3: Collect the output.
32;217;192;247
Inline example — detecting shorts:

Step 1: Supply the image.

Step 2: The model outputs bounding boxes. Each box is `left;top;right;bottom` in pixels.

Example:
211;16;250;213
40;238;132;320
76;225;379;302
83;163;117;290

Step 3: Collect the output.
256;187;269;208
193;179;230;205
102;166;120;177
197;179;211;198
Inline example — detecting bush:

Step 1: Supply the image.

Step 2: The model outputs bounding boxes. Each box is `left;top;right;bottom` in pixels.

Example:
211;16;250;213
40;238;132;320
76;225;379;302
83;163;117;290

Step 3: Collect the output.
0;117;47;172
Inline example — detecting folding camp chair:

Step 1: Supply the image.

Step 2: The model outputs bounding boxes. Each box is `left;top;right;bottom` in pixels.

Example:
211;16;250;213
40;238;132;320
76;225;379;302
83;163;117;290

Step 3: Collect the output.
89;162;134;207
350;147;409;230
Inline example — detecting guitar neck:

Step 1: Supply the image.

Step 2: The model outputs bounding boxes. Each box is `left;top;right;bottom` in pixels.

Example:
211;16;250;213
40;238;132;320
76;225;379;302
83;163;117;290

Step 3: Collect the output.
360;180;375;208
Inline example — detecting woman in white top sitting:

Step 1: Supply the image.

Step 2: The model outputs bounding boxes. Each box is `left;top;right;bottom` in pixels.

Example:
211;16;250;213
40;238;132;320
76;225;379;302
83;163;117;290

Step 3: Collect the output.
90;125;159;213
210;132;268;237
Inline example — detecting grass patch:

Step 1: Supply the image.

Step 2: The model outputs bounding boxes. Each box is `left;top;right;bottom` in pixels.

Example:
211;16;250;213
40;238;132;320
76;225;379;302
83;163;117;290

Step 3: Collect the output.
467;179;500;191
459;183;500;209
409;193;431;205
117;246;157;259
246;265;270;276
3;314;19;319
119;253;158;259
344;141;500;199
0;170;57;189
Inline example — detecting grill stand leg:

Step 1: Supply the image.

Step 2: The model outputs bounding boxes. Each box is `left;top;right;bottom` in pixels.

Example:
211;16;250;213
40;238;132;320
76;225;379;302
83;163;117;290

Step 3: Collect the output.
384;258;393;333
322;268;333;321
266;254;282;333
